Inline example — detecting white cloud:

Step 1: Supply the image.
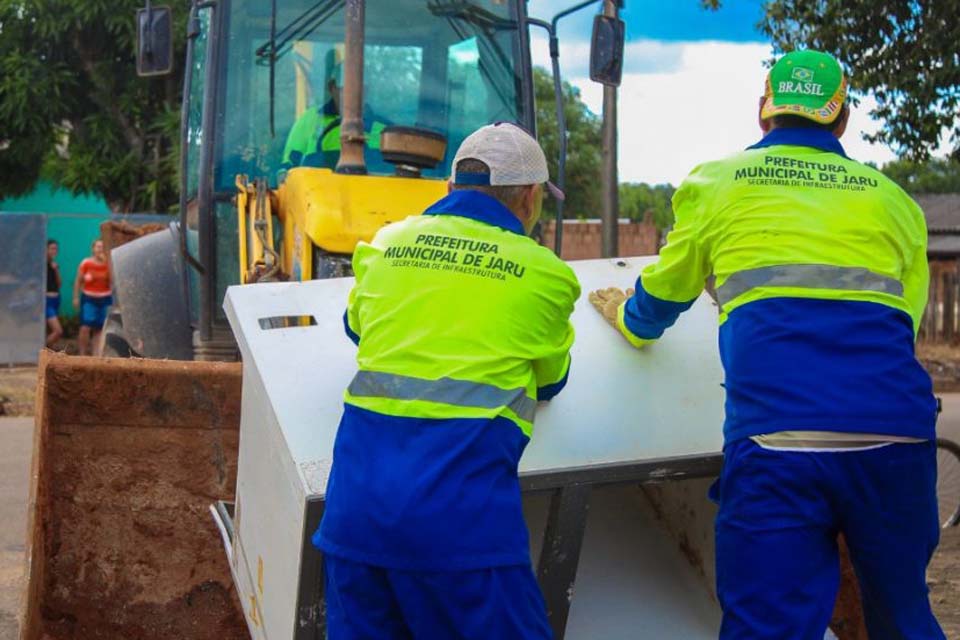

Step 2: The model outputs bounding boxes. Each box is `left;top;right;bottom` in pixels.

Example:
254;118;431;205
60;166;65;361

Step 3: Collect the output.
531;33;685;78
533;39;901;185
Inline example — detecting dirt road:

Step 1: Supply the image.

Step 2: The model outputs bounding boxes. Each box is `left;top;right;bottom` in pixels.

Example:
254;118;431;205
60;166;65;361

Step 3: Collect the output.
931;527;960;638
0;417;31;640
0;367;36;417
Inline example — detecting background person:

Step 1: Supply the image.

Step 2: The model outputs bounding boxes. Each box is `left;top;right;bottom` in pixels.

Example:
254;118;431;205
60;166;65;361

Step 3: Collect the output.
591;50;944;639
45;239;63;347
73;239;112;356
282;51;387;171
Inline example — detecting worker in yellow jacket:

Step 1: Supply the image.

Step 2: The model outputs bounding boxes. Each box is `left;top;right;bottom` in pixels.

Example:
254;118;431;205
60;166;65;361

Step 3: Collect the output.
316;122;578;639
282;55;386;171
592;50;944;639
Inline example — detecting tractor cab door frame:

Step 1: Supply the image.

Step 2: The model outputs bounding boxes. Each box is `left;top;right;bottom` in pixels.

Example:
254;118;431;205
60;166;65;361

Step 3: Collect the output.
178;0;229;352
515;0;537;136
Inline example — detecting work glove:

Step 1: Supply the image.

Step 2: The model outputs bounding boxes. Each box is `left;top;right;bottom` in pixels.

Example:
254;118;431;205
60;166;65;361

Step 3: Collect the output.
588;287;634;330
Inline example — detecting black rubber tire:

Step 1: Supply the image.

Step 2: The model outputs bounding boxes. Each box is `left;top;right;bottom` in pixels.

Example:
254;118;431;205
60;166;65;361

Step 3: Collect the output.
936;437;960;528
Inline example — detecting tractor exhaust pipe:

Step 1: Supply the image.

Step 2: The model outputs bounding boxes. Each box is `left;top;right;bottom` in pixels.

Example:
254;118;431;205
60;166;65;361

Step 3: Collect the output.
336;0;366;174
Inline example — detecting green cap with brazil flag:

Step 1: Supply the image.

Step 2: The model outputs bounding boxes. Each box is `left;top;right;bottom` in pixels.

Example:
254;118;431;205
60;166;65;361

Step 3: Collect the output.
760;50;848;124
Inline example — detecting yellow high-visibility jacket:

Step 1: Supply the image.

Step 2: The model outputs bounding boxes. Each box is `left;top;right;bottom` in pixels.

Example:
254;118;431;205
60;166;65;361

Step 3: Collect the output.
617;127;936;444
315;189;580;571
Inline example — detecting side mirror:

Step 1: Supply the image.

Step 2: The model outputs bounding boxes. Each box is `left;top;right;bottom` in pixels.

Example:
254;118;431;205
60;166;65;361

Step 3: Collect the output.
136;5;174;77
589;14;625;87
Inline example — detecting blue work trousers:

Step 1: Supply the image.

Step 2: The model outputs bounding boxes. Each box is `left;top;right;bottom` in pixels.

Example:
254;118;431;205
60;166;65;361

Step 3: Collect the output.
324;554;552;640
713;438;944;640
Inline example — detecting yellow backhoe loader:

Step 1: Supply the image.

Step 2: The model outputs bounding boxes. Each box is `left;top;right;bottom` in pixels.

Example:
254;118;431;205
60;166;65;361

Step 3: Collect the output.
20;1;867;638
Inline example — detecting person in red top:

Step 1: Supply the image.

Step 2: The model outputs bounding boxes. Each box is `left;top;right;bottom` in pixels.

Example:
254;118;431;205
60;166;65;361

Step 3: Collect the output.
73;239;112;356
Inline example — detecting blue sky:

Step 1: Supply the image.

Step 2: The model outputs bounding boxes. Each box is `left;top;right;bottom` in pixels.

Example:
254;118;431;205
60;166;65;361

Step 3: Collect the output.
530;0;767;44
525;0;899;185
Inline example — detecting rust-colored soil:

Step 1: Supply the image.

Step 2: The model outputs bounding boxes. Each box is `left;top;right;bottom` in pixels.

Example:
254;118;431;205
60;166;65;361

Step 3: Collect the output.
24;351;248;640
40;580;243;640
99;220;168;260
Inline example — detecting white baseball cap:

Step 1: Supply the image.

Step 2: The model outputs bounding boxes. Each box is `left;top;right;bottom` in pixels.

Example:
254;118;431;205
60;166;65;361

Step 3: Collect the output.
452;122;565;201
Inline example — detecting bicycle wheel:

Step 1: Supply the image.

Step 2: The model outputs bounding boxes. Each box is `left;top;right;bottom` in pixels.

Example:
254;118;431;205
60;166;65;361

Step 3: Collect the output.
936;438;960;528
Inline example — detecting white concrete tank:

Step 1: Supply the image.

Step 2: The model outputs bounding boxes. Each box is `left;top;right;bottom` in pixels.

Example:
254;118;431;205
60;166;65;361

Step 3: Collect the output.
223;256;727;640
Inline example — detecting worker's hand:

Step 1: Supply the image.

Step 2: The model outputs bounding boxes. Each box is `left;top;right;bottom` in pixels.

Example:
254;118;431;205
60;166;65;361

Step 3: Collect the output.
588;287;633;330
72;295;80;309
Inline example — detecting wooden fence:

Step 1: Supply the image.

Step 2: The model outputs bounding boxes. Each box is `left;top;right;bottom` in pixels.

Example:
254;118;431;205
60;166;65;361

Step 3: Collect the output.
920;259;960;344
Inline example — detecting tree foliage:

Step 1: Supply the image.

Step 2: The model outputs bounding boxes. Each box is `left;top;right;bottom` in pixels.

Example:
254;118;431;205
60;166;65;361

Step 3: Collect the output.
0;1;187;212
703;0;960;160
533;66;602;219
880;158;960;194
619;182;676;230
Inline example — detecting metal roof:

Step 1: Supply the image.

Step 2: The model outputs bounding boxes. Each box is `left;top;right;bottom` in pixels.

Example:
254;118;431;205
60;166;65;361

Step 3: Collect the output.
918;194;960;257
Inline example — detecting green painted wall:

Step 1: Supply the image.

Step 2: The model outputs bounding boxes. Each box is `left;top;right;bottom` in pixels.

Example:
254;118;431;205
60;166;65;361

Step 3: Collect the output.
1;182;112;317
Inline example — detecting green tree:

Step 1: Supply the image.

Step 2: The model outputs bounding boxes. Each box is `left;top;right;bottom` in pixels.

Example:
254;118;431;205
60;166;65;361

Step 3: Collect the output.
0;1;187;212
719;1;960;160
880;158;960;194
534;66;602;219
619;182;676;230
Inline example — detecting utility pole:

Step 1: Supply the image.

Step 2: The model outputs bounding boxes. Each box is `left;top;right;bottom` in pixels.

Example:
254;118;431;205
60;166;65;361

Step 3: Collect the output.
600;0;619;257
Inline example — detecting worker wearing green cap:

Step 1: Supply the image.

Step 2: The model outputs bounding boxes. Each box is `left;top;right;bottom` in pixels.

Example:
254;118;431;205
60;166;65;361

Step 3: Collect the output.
592;50;944;638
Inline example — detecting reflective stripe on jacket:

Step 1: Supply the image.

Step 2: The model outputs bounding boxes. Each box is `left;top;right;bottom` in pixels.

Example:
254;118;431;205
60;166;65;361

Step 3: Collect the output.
617;127;936;444
343;190;578;435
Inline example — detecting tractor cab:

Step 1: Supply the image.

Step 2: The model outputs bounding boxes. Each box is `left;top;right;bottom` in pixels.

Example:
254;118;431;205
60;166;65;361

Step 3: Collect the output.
123;0;622;359
179;0;534;354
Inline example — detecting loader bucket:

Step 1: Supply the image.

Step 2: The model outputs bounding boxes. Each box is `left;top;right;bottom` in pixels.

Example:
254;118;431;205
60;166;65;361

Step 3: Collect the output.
21;351;248;639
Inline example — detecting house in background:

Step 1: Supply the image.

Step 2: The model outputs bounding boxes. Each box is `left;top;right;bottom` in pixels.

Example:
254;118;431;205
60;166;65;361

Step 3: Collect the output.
921;194;960;260
917;193;960;343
